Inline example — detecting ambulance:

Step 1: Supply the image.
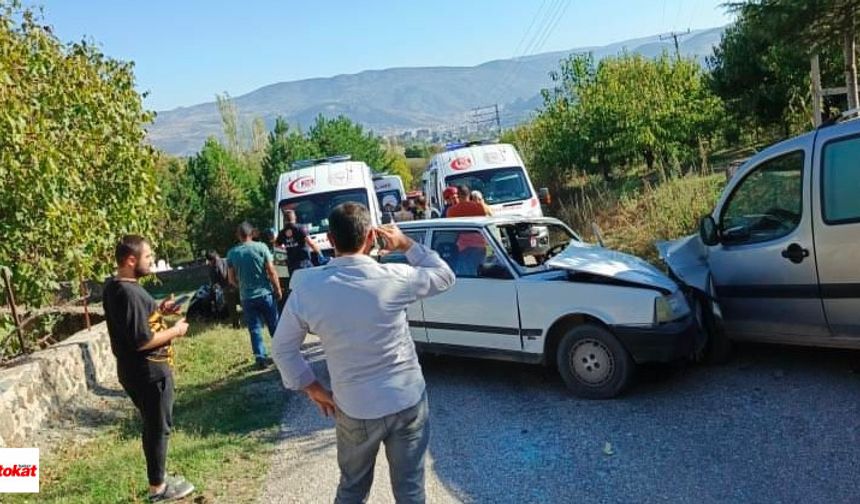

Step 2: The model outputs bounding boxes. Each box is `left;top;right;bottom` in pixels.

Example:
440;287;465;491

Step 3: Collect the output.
421;141;549;217
373;175;406;212
274;155;382;261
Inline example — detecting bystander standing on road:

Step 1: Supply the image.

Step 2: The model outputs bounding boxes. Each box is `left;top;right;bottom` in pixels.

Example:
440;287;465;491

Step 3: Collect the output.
272;203;455;503
440;187;459;217
276;208;322;282
446;185;490;217
394;200;415;222
470;190;493;216
413;196;431;220
227;222;283;369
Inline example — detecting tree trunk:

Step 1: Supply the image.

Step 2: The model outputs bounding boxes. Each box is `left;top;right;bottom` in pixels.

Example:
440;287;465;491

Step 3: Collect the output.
845;22;859;110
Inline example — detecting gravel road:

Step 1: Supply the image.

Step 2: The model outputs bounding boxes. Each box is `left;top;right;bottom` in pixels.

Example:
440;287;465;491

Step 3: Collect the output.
259;340;860;503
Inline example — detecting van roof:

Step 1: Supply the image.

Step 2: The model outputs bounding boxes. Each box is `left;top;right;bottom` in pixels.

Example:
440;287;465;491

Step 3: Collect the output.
277;160;373;200
428;143;522;173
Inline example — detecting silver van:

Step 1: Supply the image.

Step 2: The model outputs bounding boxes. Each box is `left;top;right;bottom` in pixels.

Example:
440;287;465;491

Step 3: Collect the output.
659;114;860;360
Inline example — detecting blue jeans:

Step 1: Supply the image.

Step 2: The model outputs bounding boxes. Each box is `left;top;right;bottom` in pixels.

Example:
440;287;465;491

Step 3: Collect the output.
334;393;430;504
240;293;279;362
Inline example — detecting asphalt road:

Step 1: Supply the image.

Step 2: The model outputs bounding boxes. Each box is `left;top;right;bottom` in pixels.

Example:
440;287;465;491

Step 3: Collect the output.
259;341;860;503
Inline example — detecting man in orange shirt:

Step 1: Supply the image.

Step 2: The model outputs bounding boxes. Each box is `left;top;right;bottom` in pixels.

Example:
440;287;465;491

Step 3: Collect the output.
446;185;492;218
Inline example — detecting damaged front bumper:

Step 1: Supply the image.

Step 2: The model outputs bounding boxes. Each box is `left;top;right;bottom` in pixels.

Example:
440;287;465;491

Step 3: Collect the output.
612;314;704;363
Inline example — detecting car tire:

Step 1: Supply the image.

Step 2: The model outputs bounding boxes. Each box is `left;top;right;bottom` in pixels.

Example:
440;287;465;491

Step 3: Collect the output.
693;293;732;365
556;324;634;399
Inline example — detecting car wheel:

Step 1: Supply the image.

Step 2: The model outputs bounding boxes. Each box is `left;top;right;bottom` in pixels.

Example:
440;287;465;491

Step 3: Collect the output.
693;293;731;365
556;323;634;399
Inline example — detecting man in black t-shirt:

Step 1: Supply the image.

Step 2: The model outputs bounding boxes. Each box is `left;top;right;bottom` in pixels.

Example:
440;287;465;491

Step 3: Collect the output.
103;235;195;502
276;208;322;280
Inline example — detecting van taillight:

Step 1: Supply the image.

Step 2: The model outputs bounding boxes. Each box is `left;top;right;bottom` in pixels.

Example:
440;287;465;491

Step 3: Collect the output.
531;198;538;207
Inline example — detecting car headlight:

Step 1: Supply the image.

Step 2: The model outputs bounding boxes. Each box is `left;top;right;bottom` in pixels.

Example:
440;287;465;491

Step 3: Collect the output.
654;290;691;324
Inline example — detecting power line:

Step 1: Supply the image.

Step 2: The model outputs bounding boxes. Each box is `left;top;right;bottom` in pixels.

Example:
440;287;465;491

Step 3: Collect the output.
490;0;572;106
469;104;502;137
486;0;558;105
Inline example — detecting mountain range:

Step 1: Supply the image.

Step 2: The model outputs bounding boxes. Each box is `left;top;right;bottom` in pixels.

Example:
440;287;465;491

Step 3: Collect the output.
147;27;725;156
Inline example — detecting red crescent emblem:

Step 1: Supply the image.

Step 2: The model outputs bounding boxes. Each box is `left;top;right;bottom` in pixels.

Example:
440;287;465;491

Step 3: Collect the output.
450;157;472;171
288;176;315;194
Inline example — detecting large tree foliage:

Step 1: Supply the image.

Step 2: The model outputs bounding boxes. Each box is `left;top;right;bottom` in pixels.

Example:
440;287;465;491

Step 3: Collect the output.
260;114;407;199
518;53;722;190
162;113;402;257
308;115;389;169
710;1;845;137
733;0;860;110
182;138;264;255
0;3;160;306
260;118;319;199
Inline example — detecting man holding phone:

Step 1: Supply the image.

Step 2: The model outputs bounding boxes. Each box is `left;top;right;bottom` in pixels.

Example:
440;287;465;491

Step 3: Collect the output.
272;203;455;503
103;235;194;502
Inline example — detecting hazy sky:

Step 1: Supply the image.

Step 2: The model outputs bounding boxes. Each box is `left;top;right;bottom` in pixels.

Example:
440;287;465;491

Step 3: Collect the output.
35;1;734;111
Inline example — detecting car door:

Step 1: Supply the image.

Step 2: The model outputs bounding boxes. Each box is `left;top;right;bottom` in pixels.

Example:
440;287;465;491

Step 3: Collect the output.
813;126;860;339
378;229;430;342
420;228;522;351
707;143;828;340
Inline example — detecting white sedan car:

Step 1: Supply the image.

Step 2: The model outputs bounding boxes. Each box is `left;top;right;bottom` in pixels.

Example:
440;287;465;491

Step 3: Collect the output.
384;216;702;399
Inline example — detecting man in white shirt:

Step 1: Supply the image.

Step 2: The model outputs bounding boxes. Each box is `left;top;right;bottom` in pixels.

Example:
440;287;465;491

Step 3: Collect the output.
272;202;455;503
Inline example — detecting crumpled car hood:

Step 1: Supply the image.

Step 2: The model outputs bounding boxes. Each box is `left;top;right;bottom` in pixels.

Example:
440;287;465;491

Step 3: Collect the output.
655;234;711;294
547;241;678;293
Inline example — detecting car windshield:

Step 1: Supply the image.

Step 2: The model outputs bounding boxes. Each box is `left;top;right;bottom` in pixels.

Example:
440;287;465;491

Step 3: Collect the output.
493;222;578;274
279;189;369;234
376;189;402;211
445;167;532;205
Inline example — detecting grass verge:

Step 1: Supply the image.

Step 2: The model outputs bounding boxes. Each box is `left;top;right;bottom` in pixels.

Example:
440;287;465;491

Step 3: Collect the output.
9;323;286;503
554;172;726;261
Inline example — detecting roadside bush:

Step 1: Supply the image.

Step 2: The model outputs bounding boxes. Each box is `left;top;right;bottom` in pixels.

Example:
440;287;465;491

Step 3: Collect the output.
553;173;725;261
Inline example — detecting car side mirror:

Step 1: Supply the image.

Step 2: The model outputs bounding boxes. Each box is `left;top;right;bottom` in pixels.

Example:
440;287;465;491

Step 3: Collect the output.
478;262;513;280
699;215;719;246
538;187;551;205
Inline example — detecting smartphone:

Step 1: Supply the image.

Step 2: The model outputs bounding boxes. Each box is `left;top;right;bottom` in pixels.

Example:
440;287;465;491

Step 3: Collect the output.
374;228;387;250
171;294;191;308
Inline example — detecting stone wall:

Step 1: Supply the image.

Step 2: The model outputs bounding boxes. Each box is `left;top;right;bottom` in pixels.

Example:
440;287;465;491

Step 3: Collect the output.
0;322;116;447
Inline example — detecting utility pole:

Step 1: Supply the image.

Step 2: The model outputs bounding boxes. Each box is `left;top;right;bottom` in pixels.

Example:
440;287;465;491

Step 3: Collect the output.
470;104;501;138
811;53;851;126
660;29;690;60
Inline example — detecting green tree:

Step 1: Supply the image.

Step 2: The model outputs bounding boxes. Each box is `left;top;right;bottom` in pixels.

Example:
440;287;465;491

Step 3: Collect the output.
185;138;262;255
153;155;195;263
308;115;388;170
260;117;319;200
261;114;402;197
383;149;414;190
729;0;859;110
0;3;160;307
709;1;844;138
404;144;431;158
524;52;723;190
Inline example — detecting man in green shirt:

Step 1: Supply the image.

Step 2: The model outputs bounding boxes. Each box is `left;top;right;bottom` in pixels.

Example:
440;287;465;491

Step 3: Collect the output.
227;222;284;369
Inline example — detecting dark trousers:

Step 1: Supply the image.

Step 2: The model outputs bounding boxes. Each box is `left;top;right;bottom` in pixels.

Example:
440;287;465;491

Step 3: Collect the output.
223;286;241;328
121;373;174;486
